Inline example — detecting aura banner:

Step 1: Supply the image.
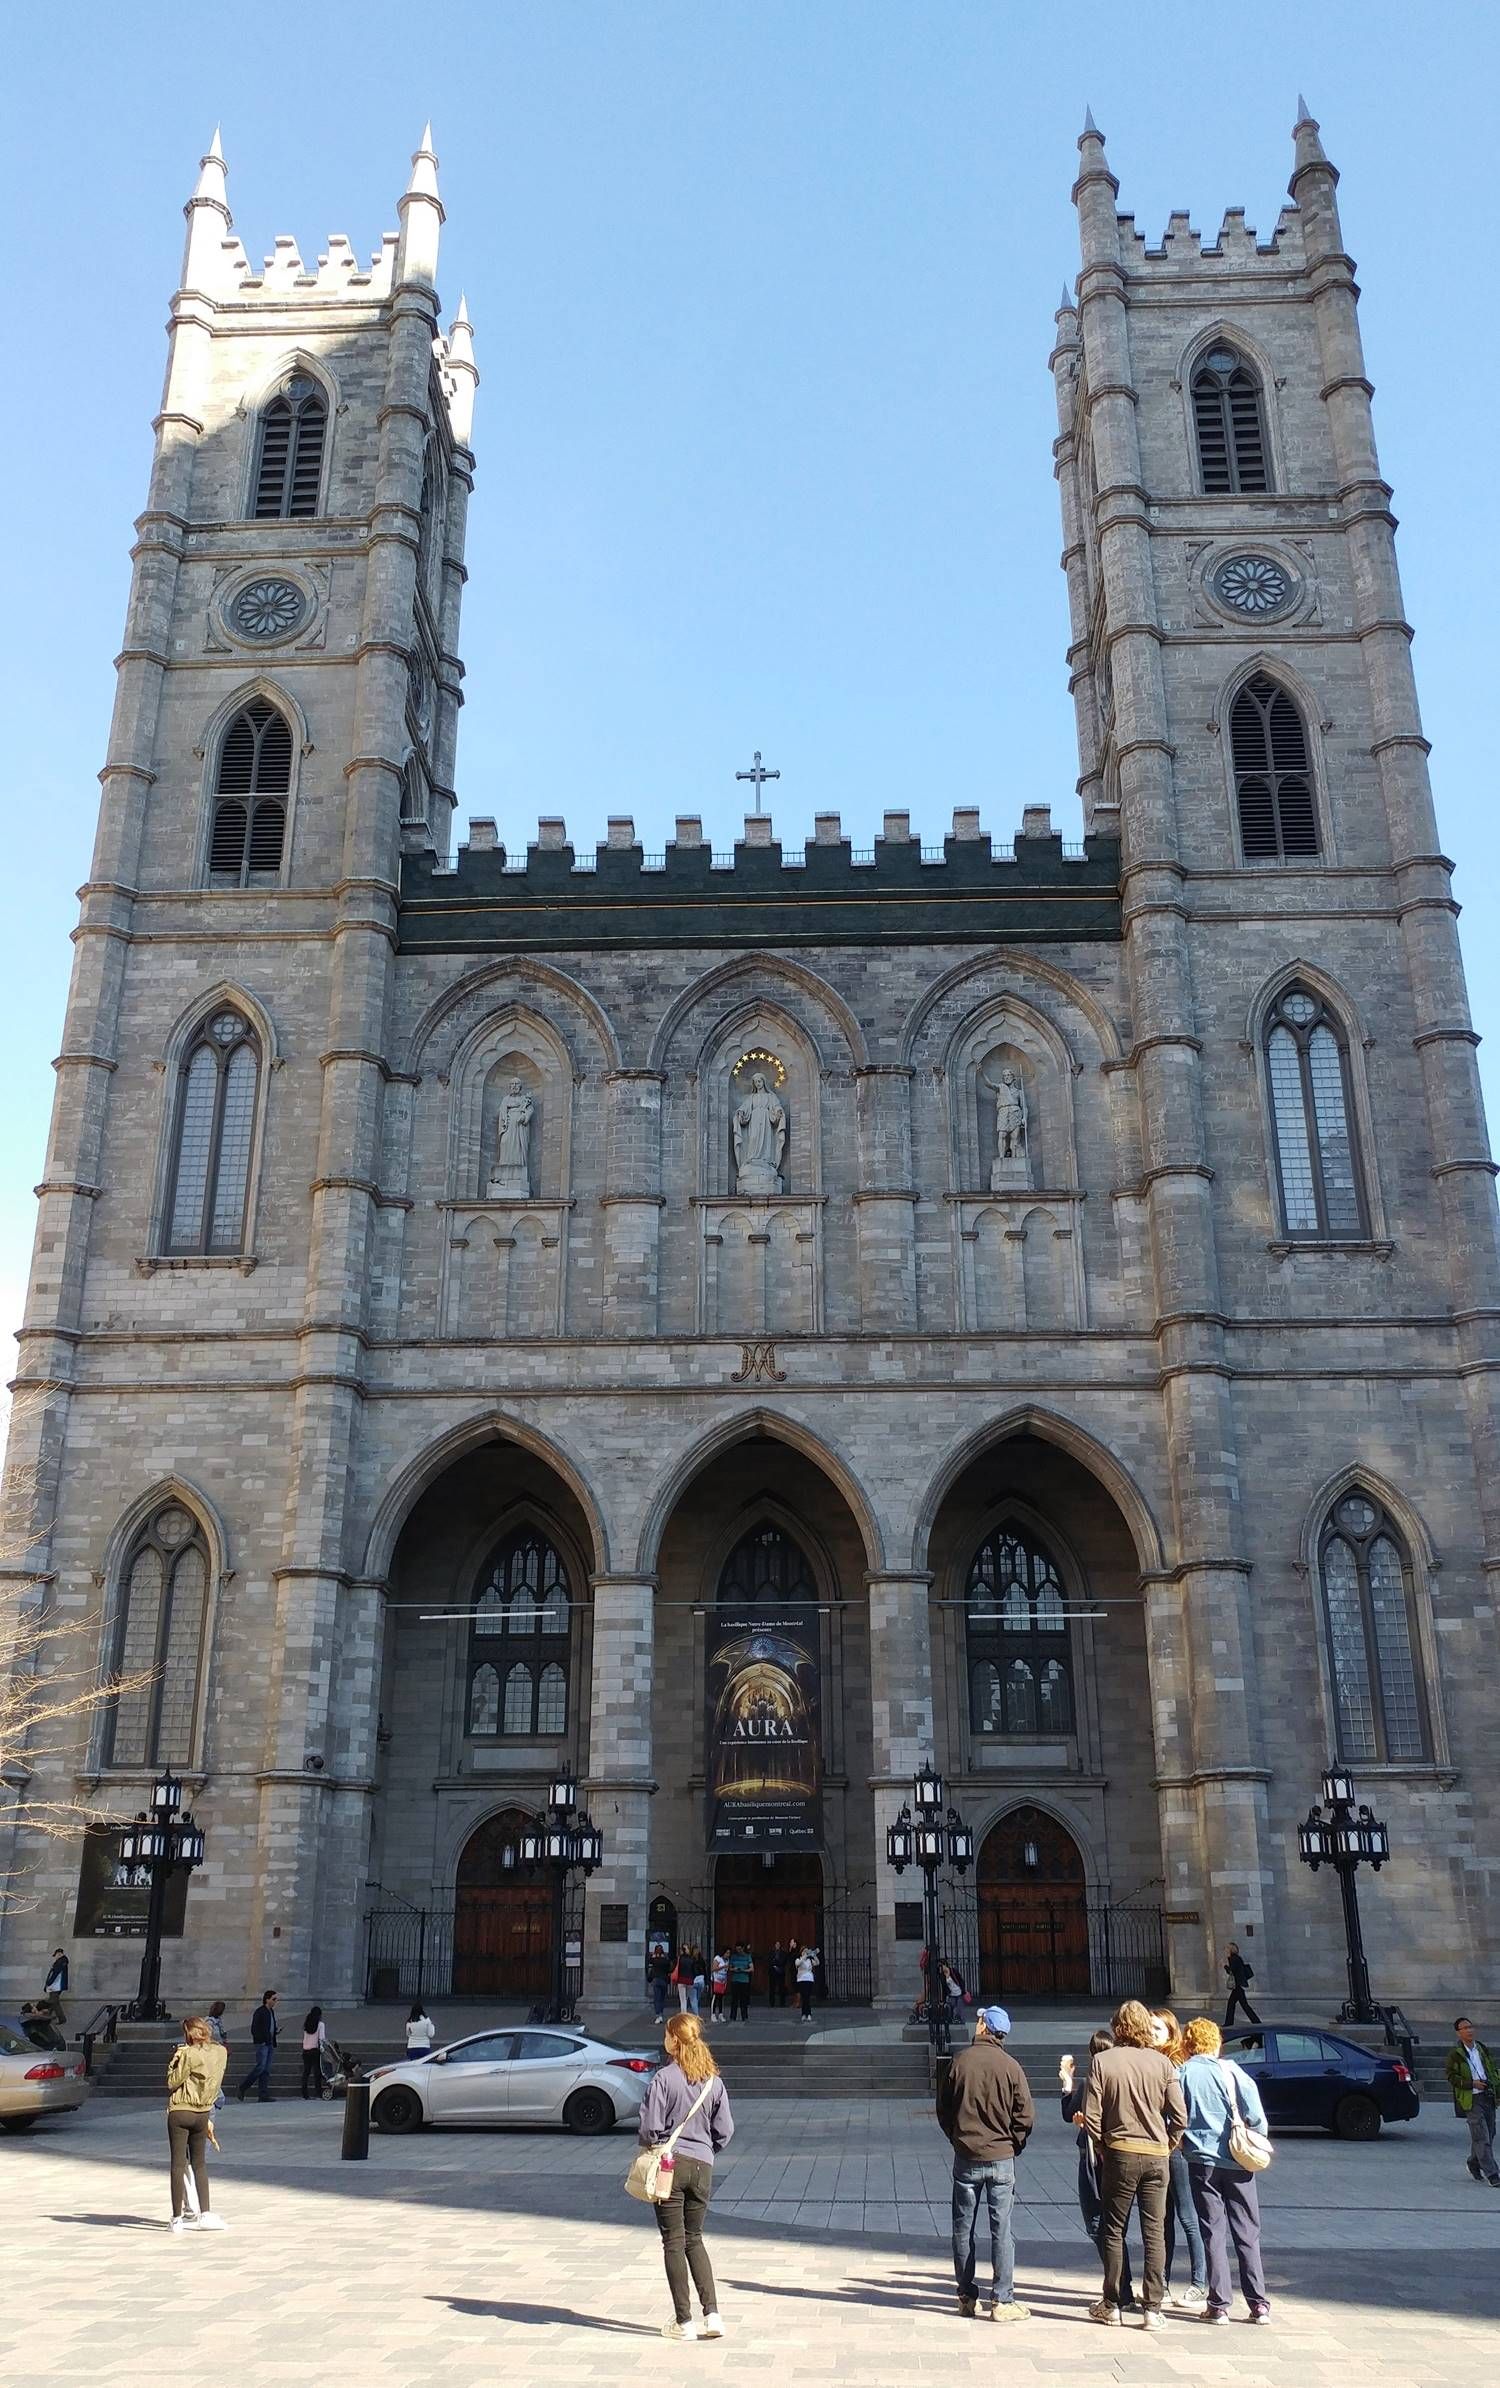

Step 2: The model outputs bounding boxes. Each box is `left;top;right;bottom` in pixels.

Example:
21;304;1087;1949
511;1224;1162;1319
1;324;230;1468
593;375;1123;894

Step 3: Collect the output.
705;1610;821;1851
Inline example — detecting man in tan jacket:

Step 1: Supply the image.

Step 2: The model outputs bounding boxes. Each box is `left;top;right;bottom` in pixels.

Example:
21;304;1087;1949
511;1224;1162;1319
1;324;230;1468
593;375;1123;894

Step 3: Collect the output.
1082;1998;1186;2328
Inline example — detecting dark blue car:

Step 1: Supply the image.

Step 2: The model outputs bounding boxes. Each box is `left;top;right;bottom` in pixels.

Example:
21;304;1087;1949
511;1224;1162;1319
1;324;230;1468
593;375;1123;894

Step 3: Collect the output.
1221;2023;1419;2139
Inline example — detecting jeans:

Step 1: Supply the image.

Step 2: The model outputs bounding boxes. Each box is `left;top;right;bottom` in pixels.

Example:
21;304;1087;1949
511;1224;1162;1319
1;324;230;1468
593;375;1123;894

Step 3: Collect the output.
1098;2150;1169;2313
950;2157;1015;2305
653;2155;717;2324
1466;2093;1499;2179
168;2112;211;2218
1188;2161;1268;2314
238;2041;274;2099
728;1986;750;2022
300;2048;324;2098
1164;2143;1207;2288
651;1979;669;2021
1224;1984;1261;2025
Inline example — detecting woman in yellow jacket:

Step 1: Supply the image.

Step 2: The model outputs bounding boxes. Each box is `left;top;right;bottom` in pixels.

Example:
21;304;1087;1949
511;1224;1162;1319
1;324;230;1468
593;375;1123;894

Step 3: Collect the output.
167;2017;229;2232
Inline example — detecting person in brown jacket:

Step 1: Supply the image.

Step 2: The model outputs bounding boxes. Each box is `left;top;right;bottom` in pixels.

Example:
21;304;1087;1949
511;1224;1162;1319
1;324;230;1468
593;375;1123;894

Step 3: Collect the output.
934;2004;1034;2322
166;2016;229;2233
1082;1998;1187;2328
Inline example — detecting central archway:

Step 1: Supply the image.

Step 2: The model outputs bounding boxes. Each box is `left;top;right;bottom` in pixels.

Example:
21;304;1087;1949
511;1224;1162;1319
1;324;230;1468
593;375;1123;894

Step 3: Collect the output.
977;1806;1089;1996
453;1810;552;1997
713;1853;824;1982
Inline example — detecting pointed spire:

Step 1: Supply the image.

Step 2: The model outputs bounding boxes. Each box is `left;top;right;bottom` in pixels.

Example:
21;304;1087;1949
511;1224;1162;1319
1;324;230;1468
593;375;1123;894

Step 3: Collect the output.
443;292;479;443
1083;105;1098;135
190;126;229;214
404;120;442;207
181;125;233;290
1058;279;1076;314
397;120;444;290
1289;94;1336;196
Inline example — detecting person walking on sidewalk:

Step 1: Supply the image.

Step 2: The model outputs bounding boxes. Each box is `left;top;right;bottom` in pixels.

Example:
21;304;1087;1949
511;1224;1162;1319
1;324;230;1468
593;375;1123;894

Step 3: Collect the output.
206;2001;229;2109
650;1944;673;2023
936;2004;1034;2323
237;1990;279;2102
1060;2032;1137;2313
727;1943;753;2024
638;2012;734;2343
300;2006;327;2099
1179;2017;1272;2323
166;2017;228;2233
1446;2017;1500;2185
1222;1942;1260;2027
794;1944;817;2022
43;1949;69;2027
1082;1998;1187;2330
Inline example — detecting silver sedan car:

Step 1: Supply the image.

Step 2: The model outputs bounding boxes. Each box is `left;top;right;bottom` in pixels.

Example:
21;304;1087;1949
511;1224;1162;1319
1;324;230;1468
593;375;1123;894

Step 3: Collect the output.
0;2015;91;2132
367;2025;657;2135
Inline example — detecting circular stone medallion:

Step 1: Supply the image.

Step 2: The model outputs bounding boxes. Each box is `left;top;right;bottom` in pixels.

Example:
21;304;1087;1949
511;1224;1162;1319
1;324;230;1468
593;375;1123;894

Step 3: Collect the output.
230;576;308;641
1210;552;1295;619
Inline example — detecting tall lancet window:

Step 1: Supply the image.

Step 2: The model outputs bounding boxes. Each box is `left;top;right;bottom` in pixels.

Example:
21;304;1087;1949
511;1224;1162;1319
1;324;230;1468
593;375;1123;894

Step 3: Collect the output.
966;1525;1075;1736
251;374;327;519
209;699;292;886
1318;1493;1429;1763
1192;345;1271;493
164;1009;261;1256
1265;986;1365;1238
467;1528;571;1738
106;1503;211;1768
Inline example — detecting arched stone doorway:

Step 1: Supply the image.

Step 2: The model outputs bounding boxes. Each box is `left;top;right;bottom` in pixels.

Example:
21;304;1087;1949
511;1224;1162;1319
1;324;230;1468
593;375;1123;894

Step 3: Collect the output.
453;1810;552;1996
714;1853;824;1982
977;1806;1089;1996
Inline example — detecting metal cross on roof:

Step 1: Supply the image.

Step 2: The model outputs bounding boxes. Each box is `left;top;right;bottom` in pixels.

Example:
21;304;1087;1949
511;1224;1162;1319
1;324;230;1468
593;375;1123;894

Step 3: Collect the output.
735;750;780;814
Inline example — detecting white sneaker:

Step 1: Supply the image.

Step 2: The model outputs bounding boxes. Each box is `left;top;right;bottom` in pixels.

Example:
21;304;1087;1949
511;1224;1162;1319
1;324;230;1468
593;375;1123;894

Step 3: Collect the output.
661;2320;700;2342
700;2313;726;2339
1172;2286;1208;2311
193;2212;229;2231
169;2216;192;2234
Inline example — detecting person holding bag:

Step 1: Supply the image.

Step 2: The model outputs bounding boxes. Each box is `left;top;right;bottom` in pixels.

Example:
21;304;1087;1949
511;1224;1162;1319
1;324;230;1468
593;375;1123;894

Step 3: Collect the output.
166;2016;229;2233
630;2012;734;2342
1178;2016;1272;2324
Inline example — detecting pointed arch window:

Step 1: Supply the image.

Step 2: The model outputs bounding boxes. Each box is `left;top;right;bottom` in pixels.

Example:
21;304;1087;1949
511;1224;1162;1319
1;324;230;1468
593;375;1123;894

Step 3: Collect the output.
105;1503;211;1767
1192;345;1270;493
466;1528;570;1737
251;374;327;519
1318;1493;1429;1762
209;699;292;886
966;1525;1075;1736
163;1009;261;1256
716;1522;818;1606
1265;985;1365;1237
1230;675;1319;860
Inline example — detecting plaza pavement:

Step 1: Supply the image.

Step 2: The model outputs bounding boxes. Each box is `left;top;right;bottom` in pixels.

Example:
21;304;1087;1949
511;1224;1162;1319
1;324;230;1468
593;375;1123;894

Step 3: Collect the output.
4;2069;1497;2388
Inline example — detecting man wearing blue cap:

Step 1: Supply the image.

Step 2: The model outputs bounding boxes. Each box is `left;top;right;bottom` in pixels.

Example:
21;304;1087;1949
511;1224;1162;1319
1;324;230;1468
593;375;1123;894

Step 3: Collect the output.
935;2003;1035;2321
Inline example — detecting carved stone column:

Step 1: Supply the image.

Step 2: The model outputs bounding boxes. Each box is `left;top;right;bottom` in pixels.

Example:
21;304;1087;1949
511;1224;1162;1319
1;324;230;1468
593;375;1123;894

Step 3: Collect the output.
866;1571;936;2006
582;1575;657;2007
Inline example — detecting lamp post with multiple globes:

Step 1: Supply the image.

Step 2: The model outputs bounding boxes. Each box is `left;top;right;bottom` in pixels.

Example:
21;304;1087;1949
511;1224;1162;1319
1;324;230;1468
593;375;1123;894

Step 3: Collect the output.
885;1761;975;2056
117;1769;206;2023
1296;1765;1391;2025
514;1774;604;2024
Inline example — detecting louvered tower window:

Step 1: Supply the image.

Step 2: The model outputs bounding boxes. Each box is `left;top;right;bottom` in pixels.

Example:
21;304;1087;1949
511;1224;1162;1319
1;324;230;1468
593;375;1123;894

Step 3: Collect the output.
251;375;327;519
1192;346;1271;493
106;1502;212;1768
1265;986;1365;1238
1230;674;1319;860
1318;1493;1429;1763
163;1009;262;1256
209;700;291;885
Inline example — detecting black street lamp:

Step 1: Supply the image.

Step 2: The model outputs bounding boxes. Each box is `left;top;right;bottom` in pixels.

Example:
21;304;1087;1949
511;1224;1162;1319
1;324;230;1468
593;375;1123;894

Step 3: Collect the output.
515;1773;604;2024
1297;1765;1390;2025
117;1769;206;2023
886;1763;975;2056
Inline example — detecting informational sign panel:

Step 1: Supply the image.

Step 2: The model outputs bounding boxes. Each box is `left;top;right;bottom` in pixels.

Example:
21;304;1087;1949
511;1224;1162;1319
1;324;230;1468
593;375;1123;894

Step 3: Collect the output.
72;1823;189;1939
705;1610;821;1851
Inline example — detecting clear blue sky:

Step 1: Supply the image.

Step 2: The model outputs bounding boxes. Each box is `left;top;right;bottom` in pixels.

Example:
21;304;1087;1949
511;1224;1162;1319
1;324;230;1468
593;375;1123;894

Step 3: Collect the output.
4;0;1497;1377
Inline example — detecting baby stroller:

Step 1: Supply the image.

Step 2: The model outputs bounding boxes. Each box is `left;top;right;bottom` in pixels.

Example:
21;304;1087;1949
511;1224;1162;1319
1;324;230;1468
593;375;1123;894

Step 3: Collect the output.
320;2037;363;2096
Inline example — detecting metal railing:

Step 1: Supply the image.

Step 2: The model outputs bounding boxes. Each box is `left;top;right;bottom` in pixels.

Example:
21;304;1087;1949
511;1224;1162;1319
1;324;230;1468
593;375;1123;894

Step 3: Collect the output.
939;1893;1168;2003
77;2002;121;2075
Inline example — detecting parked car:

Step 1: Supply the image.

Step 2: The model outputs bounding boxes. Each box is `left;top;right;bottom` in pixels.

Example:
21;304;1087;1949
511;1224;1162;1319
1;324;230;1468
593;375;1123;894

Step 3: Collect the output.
367;2025;658;2135
1221;2022;1419;2139
0;2015;91;2132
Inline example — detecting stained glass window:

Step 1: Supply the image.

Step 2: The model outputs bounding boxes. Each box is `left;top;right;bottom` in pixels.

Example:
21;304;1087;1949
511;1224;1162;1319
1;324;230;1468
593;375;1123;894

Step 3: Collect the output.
1265;987;1365;1238
1319;1495;1429;1763
966;1525;1075;1736
105;1504;210;1768
164;1010;261;1256
467;1528;571;1736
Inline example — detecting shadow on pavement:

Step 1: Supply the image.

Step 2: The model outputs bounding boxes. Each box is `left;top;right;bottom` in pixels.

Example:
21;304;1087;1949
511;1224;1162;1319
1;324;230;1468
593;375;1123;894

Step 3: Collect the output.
432;2295;658;2335
47;2212;162;2229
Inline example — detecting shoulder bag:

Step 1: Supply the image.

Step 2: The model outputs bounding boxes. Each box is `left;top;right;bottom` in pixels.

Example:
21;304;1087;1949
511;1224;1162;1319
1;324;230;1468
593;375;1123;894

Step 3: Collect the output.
1220;2059;1273;2172
625;2077;715;2204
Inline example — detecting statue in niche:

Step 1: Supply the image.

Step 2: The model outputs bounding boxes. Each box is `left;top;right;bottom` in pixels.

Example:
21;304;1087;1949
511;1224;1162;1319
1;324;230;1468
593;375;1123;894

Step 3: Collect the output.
986;1063;1032;1190
487;1077;535;1197
732;1071;787;1194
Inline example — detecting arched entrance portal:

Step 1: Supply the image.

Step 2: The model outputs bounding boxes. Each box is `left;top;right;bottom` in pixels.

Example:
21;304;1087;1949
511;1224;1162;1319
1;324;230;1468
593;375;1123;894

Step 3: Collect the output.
978;1807;1089;1996
453;1810;552;1997
714;1854;824;1982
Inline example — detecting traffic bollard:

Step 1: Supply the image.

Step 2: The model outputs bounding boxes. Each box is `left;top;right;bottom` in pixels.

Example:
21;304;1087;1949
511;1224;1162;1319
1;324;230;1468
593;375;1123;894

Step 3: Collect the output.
341;2076;370;2160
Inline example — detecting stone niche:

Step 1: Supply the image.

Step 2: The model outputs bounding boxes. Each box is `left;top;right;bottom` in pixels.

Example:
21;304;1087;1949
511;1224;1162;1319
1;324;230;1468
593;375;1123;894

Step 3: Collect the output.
440;1009;574;1339
694;1008;823;1334
947;1005;1085;1332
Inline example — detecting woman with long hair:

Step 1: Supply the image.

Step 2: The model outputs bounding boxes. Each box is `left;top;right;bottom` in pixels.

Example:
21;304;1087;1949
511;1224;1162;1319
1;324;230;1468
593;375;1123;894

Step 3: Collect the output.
406;1999;436;2055
1152;2008;1208;2311
1179;2017;1271;2324
636;2011;735;2342
166;2017;228;2232
300;2005;327;2100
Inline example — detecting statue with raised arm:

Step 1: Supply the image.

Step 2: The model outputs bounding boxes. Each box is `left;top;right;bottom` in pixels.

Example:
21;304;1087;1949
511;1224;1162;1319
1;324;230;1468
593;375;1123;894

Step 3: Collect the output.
733;1071;787;1194
488;1078;535;1197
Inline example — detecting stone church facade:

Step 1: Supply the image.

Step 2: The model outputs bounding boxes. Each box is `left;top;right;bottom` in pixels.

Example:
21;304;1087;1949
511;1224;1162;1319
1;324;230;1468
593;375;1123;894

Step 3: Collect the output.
3;108;1497;2015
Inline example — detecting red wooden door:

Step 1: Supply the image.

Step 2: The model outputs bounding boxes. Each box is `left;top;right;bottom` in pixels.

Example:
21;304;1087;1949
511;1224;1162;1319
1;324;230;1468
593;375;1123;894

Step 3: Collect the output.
977;1807;1089;1996
713;1855;823;1988
453;1809;553;1996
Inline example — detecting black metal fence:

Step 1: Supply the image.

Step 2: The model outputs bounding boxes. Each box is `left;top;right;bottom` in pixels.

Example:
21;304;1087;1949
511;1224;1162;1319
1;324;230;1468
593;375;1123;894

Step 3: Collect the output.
938;1893;1168;2003
365;1906;457;2002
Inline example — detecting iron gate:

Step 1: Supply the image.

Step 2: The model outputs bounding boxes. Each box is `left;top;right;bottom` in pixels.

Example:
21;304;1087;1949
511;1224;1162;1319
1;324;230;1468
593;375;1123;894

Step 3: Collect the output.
939;1892;1167;2003
365;1873;588;2010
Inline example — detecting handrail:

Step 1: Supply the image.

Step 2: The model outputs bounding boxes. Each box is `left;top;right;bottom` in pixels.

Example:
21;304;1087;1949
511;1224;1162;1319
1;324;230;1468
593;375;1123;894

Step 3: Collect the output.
77;2001;121;2075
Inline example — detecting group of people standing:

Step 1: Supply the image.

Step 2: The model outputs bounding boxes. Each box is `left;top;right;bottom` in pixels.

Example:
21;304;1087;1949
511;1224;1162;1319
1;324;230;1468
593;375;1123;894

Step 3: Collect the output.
648;1940;820;2023
931;1997;1271;2330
